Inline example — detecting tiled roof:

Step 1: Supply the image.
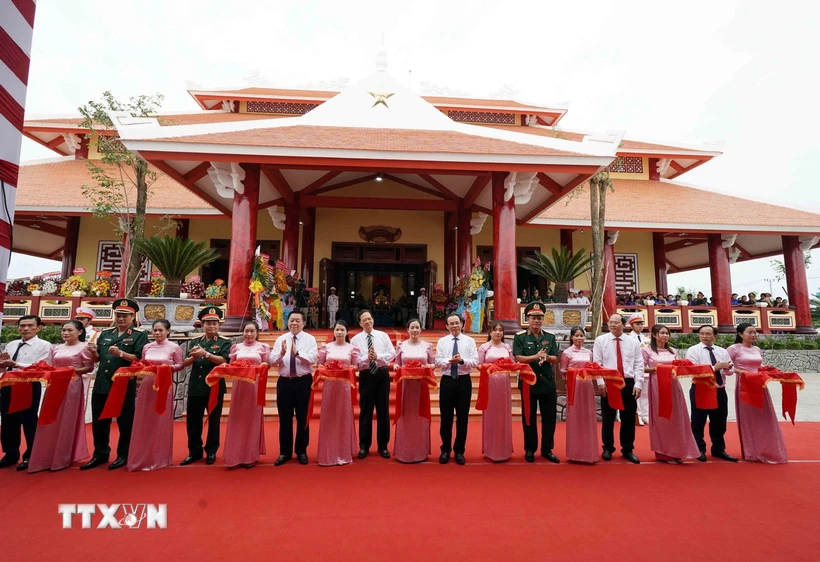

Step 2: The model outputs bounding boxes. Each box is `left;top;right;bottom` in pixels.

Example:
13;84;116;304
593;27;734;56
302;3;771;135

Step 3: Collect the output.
25;112;276;128
17;159;214;211
142;125;584;156
538;179;820;228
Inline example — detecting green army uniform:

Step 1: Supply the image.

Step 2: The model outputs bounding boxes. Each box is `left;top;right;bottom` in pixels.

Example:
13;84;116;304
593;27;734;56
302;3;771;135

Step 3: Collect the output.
512;302;559;455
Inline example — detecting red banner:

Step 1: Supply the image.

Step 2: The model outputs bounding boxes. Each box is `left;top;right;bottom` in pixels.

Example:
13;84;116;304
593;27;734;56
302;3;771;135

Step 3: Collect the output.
392;360;437;424
478;357;537;424
656;360;717;419
740;366;804;424
99;361;173;419
566;362;625;411
205;360;269;413
308;360;358;428
0;361;76;424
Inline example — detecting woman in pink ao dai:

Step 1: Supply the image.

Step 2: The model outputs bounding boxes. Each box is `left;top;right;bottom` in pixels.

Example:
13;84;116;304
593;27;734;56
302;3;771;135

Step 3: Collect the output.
477;321;515;462
560;327;599;464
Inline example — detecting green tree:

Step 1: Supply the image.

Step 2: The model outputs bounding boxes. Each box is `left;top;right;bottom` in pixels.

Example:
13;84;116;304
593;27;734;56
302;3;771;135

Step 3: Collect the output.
769;252;812;282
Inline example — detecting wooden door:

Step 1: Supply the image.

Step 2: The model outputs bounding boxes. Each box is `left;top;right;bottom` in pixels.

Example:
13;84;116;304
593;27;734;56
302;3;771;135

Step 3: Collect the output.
318;258;334;329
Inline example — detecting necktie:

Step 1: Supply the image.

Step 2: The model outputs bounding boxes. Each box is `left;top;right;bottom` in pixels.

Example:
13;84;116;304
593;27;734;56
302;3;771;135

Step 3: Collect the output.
290;335;297;376
705;346;723;385
10;342;26;367
614;337;624;376
450;337;459;378
367;333;377;372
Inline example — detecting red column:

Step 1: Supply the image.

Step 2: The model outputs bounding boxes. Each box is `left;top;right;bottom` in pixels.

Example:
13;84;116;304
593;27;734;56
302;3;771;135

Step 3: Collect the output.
443;212;456;294
282;203;300;272
560;229;573;289
61;217;80;279
648;158;660;181
224;164;260;330
707;234;734;333
783;236;815;333
492;172;518;332
75;136;89;160
653;232;668;297
300;208;315;286
457;207;472;278
603;231;617;321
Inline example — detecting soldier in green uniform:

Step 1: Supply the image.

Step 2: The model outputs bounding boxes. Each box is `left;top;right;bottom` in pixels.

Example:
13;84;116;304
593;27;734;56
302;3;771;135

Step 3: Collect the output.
520;289;531;304
180;307;230;465
512;301;560;464
81;298;148;471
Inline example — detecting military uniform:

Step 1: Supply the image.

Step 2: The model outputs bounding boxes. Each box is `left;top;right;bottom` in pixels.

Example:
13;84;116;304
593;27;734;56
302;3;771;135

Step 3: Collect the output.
512;302;559;456
185;307;231;460
90;299;148;462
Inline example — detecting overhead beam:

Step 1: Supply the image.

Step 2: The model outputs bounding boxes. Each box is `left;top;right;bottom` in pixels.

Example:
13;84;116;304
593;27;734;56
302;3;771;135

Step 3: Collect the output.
463;175;490;208
664;238;708;252
152;160;232;217
258;197;285;211
666;258;681;273
300;171;342;196
22;132;69;156
669;161;685;173
301;195;458;212
261;166;296;204
419;174;459;200
383;173;447;199
11;247;61;261
312;174;379;196
537;172;562;196
734;242;754;260
46;136;65;149
470;204;493;216
521;173;591;223
48;247;64;260
16;221;67;237
183;162;211;183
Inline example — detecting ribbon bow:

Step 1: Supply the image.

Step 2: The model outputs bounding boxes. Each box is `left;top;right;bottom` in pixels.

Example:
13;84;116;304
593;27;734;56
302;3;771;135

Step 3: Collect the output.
566;362;625;410
656;361;717;419
740;366;804;424
308;362;358;427
671;359;694;367
99;361;173;420
582;362;602;369
206;361;269;412
0;361;77;423
392;360;437;424
477;357;537;424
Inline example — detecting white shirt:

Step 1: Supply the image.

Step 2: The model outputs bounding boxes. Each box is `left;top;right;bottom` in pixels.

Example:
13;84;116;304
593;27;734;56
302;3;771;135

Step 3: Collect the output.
1;336;53;372
417;295;428;313
592;332;645;390
578;296;590;305
327;294;339;312
351;329;396;371
629;331;649;347
268;330;318;377
685;342;733;389
435;333;479;377
567;297;579;304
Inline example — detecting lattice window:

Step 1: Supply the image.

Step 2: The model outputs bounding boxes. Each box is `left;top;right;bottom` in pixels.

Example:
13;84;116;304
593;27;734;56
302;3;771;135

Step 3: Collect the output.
96;241;152;281
614;253;638;294
608;156;643;174
246;101;319;114
447;110;515;124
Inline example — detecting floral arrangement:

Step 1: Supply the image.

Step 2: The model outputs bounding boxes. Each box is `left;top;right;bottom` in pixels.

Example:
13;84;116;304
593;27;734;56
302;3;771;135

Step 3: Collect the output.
138;281;151;297
149;277;165;297
89;278;111;297
60;275;89;296
249;256;275;320
274;269;289;294
431;284;449;320
181;280;205;299
40;278;59;296
205;279;227;299
7;279;28;296
27;280;40;294
452;274;469;300
307;288;320;315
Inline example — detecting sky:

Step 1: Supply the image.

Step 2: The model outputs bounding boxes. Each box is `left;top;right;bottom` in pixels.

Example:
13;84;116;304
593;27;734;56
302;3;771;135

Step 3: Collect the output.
11;0;820;298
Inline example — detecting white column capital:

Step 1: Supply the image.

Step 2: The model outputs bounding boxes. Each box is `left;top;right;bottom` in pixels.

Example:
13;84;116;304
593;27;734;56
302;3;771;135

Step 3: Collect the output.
504;171;539;204
606;231;619;246
208;162;246;199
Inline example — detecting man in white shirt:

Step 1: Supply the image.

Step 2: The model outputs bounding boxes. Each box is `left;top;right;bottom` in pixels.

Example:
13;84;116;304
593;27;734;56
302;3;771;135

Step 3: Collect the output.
435;313;479;465
626;313;650;426
577;291;591;306
593;314;644;464
0;315;53;470
567;290;579;305
269;310;318;466
351;309;395;459
416;288;429;329
685;325;738;463
326;287;339;328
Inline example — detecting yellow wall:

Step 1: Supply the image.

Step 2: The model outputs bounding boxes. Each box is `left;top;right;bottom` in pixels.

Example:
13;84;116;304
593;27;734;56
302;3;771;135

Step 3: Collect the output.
568;229;656;293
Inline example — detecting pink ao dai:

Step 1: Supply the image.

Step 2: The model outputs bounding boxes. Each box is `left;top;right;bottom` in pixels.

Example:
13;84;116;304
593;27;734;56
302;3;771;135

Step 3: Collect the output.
560;345;598;464
224;341;269;467
317;342;359;466
393;340;435;463
478;342;515;462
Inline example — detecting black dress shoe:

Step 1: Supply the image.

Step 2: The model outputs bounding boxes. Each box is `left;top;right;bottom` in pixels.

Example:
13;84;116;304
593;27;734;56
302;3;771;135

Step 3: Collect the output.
357;448;368;459
712;451;738;462
524;451;535;463
274;455;290;466
205;454;217;465
108;457;127;470
696;453;707;462
297;453;309;465
542;451;560;464
80;457;107;471
601;450;612;461
180;455;202;466
16;460;29;471
0;457;18;469
622;453;640;464
439;452;450;464
379;449;390;459
455;453;466;465
673;458;685;465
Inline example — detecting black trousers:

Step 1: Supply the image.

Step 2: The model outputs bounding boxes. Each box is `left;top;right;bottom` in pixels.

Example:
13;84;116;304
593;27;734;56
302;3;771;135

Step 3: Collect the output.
91;391;135;460
601;378;637;454
522;390;557;453
690;386;728;454
439;375;472;454
186;392;224;456
358;367;391;451
277;375;311;456
0;383;41;462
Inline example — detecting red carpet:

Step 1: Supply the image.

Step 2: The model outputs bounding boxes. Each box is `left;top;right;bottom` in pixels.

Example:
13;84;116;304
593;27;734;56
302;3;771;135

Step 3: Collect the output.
2;421;819;561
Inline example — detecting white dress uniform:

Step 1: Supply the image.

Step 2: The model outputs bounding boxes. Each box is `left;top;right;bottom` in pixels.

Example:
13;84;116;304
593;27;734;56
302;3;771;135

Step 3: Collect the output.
327;291;339;327
417;293;429;328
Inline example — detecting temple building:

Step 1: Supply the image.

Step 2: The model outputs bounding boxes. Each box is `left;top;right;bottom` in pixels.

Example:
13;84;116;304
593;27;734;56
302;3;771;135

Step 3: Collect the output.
11;62;820;334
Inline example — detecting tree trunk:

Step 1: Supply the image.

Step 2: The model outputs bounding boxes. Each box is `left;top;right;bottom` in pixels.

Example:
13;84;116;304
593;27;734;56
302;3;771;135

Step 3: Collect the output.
553;282;569;304
590;174;608;338
163;278;182;298
124;161;149;298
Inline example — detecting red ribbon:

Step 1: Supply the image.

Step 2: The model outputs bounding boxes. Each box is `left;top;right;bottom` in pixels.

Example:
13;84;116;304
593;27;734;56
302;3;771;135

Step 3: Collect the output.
740;366;804;424
99;361;173;419
477;357;537;424
566;361;626;411
392;360;437;424
308;360;358;428
656;360;717;419
206;360;269;413
0;361;77;424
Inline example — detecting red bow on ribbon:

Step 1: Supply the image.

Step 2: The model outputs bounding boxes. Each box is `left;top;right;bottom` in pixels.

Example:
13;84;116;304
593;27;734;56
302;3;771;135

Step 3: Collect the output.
566;361;625;410
477;357;537;424
392;360;437;424
656;361;717;419
0;361;77;424
308;361;358;428
206;360;268;413
740;366;804;424
99;360;173;420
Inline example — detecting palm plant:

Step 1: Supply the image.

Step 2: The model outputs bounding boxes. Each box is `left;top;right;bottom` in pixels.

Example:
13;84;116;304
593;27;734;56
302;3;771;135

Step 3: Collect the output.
132;236;219;298
521;246;593;303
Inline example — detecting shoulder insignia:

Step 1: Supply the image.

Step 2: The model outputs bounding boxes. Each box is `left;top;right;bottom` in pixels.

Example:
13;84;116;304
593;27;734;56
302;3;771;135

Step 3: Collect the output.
516;330;527;335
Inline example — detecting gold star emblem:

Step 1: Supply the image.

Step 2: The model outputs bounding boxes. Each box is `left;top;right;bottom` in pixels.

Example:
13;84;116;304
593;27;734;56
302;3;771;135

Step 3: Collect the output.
369;91;394;108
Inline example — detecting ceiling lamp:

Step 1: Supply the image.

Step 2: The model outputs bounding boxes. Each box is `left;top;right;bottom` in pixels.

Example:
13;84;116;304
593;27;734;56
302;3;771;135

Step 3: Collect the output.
375;173;384;182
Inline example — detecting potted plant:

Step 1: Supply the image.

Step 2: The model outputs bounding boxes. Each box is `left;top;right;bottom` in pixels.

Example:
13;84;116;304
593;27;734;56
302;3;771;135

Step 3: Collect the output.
521;246;592;303
132;236;219;298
